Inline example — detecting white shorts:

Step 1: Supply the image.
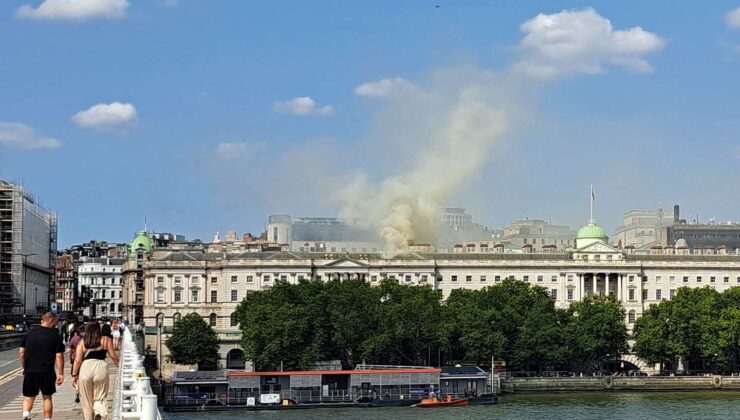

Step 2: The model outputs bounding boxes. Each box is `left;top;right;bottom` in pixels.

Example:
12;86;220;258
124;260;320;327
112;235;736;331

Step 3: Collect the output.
112;330;121;338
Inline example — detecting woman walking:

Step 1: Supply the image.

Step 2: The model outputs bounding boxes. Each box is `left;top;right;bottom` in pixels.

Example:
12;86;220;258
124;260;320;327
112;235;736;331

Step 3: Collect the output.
111;320;121;350
72;322;120;420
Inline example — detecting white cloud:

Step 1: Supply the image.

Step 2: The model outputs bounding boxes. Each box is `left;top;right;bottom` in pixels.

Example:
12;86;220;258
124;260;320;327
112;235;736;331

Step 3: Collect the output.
513;8;665;79
355;77;415;99
215;142;265;160
273;97;334;116
0;122;62;150
727;7;740;29
72;102;137;130
16;0;129;22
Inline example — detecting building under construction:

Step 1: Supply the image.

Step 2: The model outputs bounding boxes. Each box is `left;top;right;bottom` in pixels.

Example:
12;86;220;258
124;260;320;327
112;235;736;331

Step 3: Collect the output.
0;180;57;323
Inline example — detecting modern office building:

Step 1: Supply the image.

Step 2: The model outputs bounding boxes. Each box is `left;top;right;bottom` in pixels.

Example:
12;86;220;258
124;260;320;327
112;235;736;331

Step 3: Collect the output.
613;208;674;249
0;180;57;321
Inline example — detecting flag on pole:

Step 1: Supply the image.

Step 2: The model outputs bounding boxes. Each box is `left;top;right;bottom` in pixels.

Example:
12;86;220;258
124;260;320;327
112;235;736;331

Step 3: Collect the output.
591;185;595;203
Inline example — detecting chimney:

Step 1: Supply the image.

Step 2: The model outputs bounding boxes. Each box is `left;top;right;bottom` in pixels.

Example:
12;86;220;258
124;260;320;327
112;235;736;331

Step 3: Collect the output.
673;204;680;224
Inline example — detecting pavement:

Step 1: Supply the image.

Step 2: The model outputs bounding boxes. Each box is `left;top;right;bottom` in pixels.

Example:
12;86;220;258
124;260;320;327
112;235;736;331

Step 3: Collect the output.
0;347;117;419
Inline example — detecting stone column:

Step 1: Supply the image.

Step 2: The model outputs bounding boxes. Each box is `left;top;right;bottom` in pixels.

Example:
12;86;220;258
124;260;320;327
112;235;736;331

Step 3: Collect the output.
605;273;610;296
593;273;598;296
579;274;584;301
618;275;623;302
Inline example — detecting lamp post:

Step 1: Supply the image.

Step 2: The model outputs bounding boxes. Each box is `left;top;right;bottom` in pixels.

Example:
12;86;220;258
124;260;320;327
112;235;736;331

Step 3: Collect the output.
156;313;164;379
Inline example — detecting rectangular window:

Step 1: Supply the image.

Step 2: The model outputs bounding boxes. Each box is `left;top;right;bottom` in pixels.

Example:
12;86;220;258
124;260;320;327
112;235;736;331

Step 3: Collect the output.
670;289;676;298
174;290;181;303
436;276;443;282
629;289;635;300
231;290;238;302
710;276;716;283
683;276;689;283
451;275;458;282
156;290;164;303
523;275;529;282
247;275;253;283
567;289;574;301
724;276;729;283
480;275;486;282
406;275;412;283
550;289;558;299
465;275;472;282
211;290;217;303
191;290;199;302
231;275;238;283
567;275;574;282
211;277;217;284
551;275;558;283
537;275;543;283
642;289;648;300
263;275;270;283
157;276;164;285
495;275;501;283
421;275;428;282
191;276;200;285
629;275;634;283
656;289;662;300
642;276;648;282
280;275;287;282
656;276;662;283
669;276;675;284
298;275;305;281
371;275;378;282
231;315;238;327
697;276;702;283
174;276;182;285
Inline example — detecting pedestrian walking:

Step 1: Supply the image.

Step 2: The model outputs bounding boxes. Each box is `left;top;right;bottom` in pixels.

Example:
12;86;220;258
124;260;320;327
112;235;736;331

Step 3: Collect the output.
71;322;120;420
18;312;65;420
111;320;121;350
68;326;84;404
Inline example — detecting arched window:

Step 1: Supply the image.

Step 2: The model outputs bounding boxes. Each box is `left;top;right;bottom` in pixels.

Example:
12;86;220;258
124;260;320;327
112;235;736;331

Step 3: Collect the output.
628;310;636;324
173;312;181;324
226;349;246;370
230;313;238;327
209;313;217;327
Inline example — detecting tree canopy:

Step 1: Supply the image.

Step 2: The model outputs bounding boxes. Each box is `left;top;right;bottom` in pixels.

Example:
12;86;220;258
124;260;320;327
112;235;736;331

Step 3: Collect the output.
235;278;636;373
165;313;220;369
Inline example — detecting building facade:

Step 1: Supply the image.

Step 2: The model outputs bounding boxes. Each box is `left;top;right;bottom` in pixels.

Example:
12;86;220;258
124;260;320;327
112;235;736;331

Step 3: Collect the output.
502;218;577;250
135;221;740;375
0;180;58;321
78;257;125;319
54;255;76;313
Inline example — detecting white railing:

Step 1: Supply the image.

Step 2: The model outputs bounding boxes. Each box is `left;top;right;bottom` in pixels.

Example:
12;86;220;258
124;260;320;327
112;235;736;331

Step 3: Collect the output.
112;327;160;420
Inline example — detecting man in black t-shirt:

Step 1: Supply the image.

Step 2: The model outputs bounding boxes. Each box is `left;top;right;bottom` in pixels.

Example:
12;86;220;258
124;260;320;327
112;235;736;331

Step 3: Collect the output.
19;312;65;420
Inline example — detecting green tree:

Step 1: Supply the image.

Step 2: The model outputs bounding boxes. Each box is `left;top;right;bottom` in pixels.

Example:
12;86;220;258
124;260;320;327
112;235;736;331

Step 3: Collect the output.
362;279;442;365
633;302;676;372
165;313;219;369
513;299;570;373
325;279;382;368
235;279;331;371
568;295;628;372
666;287;720;367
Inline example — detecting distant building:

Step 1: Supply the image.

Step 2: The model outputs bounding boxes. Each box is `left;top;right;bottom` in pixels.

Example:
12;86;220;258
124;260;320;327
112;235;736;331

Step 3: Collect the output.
663;224;740;252
78;257;125;319
502;219;577;250
613;208;674;249
54;255;75;314
0;180;58;321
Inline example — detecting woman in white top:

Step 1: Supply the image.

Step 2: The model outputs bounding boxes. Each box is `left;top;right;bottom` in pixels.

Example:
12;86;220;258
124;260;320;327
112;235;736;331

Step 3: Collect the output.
111;320;121;350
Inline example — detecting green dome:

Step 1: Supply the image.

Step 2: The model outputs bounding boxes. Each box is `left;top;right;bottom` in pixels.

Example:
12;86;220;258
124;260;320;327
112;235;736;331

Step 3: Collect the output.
130;230;153;256
576;223;609;241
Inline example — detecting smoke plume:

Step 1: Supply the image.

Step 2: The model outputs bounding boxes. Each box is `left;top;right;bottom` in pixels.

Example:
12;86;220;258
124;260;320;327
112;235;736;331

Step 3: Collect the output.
337;70;514;256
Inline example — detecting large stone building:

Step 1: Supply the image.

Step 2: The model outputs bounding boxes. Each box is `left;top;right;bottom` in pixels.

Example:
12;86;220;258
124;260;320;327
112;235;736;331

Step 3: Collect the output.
612;207;675;249
78;257;125;319
501;218;577;250
0;180;58;322
54;255;75;314
134;216;740;376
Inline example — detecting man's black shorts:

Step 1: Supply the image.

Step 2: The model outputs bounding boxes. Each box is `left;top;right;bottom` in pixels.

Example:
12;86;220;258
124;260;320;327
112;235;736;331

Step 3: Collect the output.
22;372;56;397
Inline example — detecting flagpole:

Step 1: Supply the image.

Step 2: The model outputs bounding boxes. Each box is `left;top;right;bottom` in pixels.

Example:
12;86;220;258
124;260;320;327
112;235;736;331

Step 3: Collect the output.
590;185;594;224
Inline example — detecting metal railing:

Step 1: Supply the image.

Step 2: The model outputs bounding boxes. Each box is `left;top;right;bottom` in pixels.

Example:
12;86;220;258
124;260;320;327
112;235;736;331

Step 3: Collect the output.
113;327;160;420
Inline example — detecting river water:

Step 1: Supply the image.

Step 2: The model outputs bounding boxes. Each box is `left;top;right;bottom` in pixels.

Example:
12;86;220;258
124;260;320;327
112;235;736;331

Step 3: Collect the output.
162;391;740;419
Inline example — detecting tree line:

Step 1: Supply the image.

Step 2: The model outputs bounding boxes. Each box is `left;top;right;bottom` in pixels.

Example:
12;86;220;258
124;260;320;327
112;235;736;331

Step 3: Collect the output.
633;287;740;373
232;279;629;372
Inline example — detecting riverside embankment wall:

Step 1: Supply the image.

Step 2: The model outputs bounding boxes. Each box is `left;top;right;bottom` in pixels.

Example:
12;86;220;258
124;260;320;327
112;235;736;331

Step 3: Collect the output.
501;376;740;393
0;333;25;350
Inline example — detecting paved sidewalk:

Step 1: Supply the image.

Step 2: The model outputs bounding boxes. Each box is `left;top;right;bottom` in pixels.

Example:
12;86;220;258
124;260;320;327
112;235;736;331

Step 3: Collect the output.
0;360;117;420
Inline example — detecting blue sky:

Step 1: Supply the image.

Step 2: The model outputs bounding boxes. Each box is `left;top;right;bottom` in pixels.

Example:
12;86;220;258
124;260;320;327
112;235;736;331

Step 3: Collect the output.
1;0;739;248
